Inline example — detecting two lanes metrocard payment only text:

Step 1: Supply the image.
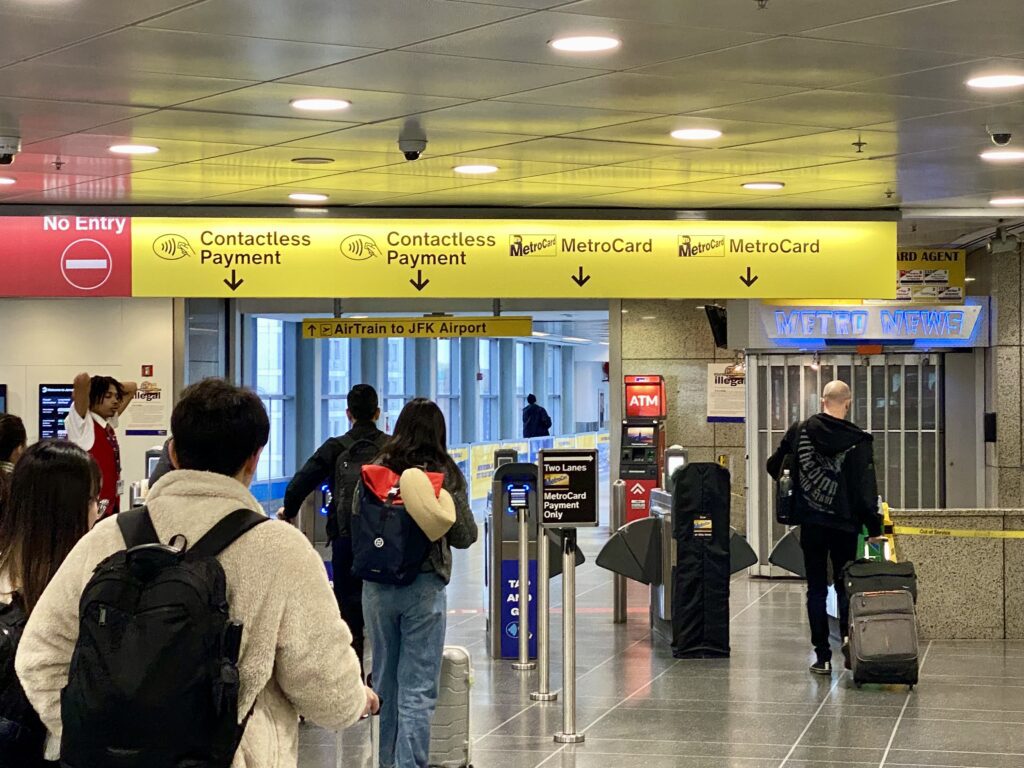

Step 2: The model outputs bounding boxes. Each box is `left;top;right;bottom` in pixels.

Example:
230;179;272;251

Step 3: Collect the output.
130;218;896;299
540;450;599;528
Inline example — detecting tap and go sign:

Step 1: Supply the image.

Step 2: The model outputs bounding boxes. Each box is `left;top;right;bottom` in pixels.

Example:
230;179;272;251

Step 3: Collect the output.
622;376;666;523
540;450;599;529
127;218;895;299
303;315;532;340
0;216;132;297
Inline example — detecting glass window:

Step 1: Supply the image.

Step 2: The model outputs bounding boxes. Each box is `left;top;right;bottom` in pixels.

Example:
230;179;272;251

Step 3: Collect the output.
384;338;407;431
437;339;461;444
479;341;500;440
546;345;563;435
515;342;533;412
321;338;354;441
254;318;285;482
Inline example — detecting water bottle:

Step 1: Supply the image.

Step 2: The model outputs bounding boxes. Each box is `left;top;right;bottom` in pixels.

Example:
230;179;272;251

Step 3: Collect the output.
777;468;794;525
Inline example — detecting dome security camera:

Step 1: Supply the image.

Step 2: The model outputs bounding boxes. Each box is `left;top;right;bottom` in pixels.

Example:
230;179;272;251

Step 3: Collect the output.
398;120;427;161
988;125;1013;146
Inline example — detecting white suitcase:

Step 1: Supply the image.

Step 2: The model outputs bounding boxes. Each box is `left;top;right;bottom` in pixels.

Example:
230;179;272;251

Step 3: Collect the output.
340;645;473;768
429;645;474;768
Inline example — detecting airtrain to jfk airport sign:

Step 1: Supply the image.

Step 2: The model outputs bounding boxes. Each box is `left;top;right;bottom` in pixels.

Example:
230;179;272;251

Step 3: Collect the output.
0;215;895;300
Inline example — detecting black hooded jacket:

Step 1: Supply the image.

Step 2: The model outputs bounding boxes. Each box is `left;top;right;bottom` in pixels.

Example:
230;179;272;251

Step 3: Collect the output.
767;413;882;535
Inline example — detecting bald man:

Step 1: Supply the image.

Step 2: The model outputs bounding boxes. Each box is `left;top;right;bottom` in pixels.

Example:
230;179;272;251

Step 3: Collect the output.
767;380;883;675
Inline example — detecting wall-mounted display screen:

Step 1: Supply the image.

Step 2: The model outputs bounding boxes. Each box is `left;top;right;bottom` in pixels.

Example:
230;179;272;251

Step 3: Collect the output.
0;384;6;414
626;426;655;445
39;384;74;440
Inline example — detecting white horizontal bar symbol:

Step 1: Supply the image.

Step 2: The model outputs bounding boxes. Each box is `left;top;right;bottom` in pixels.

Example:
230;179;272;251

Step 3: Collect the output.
66;259;108;269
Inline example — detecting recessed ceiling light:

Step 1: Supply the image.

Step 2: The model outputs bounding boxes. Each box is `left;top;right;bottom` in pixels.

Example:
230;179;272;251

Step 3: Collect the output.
350;315;369;319
294;207;329;214
641;315;657;320
289;192;329;202
290;98;351;111
453;164;499;175
532;331;551;337
742;181;785;190
670;128;722;141
967;74;1024;89
292;156;335;165
109;144;159;155
0;177;15;185
549;35;620;52
964;277;977;283
990;196;1024;206
980;149;1024;162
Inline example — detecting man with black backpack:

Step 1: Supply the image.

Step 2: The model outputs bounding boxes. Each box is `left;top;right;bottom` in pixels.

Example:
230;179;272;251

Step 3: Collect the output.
767;380;885;676
17;378;377;768
278;383;387;673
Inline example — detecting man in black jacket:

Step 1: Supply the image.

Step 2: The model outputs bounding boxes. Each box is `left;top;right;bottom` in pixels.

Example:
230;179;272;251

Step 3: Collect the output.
278;384;387;672
523;394;552;438
767;380;885;675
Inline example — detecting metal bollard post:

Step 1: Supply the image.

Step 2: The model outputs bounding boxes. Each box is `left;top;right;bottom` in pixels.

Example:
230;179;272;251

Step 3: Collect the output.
531;525;557;701
612;479;627;624
554;529;584;744
512;505;536;671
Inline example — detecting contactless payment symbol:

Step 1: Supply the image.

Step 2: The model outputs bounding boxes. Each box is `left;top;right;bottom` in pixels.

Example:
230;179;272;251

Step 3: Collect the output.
340;234;382;262
60;239;113;291
152;234;196;261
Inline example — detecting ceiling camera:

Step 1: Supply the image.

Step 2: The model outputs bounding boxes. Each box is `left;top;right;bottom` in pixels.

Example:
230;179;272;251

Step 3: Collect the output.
988;125;1013;146
0;135;20;165
398;120;427;161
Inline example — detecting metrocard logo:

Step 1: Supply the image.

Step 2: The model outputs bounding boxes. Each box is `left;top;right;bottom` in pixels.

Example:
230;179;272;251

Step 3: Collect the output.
509;234;557;257
678;235;725;258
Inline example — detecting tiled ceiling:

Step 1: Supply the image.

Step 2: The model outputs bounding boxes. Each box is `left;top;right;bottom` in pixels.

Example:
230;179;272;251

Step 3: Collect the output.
0;0;1023;212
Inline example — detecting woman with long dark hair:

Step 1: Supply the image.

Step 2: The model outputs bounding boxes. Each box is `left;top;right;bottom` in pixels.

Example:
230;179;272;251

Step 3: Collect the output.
363;398;477;768
0;440;100;766
0;414;27;514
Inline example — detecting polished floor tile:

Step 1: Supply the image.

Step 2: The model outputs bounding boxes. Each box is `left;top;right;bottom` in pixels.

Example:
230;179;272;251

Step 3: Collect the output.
297;523;1024;768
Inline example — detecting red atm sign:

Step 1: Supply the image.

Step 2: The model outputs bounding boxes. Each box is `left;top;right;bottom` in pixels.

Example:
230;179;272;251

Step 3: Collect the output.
0;216;132;297
624;375;666;418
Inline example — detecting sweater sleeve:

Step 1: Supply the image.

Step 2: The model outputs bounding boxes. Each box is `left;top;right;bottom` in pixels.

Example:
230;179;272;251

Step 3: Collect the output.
766;422;798;480
852;440;883;537
272;528;366;729
15;533;95;743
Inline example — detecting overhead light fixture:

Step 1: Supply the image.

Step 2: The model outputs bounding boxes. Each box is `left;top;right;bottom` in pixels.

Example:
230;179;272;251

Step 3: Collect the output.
292;156;335;165
549;35;620;52
641;315;657;320
288;192;329;202
990;196;1024;206
453;164;499;175
967;74;1024;89
109;144;159;155
964;276;977;283
743;181;785;190
294;207;328;214
670;128;722;141
350;315;369;319
0;177;15;185
290;97;351;111
532;331;551;337
809;352;820;372
981;149;1024;162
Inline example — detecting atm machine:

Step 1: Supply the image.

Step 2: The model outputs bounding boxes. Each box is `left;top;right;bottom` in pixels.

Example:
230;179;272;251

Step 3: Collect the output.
620;375;667;522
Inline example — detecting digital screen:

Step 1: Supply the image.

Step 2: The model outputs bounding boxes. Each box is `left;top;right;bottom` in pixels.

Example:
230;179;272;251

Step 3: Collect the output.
0;384;6;414
626;426;655;445
39;384;74;440
146;455;161;478
666;454;687;479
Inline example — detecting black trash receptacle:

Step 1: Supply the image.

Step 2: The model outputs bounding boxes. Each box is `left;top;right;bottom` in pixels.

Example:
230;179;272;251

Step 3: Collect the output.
671;462;731;658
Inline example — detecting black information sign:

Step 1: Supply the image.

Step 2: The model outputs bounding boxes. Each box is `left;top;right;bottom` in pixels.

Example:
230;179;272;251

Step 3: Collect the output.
539;449;598;528
39;384;74;440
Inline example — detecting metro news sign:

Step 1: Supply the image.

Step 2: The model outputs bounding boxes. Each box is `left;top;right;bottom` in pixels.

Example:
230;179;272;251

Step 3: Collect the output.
0;216;132;297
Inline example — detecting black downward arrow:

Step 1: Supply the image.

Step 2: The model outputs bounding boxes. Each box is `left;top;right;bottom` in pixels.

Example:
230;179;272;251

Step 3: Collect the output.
571;266;591;287
223;269;244;291
410;269;430;292
739;266;759;288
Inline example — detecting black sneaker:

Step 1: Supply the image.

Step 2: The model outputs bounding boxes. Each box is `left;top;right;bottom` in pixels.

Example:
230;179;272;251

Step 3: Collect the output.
841;638;852;670
809;656;832;675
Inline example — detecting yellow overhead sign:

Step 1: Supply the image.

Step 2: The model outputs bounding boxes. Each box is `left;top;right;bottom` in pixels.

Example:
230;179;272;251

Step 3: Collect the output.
131;218;896;299
302;315;532;339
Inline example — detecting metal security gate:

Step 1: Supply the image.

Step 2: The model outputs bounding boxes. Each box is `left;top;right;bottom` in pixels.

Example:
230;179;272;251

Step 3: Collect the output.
746;353;944;576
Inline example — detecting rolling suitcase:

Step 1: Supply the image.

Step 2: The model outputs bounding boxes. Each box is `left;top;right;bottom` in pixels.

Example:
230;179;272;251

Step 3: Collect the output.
849;590;919;688
429;645;474;768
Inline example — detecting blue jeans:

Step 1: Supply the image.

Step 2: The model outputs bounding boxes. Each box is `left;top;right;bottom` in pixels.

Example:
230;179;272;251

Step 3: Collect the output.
363;572;447;768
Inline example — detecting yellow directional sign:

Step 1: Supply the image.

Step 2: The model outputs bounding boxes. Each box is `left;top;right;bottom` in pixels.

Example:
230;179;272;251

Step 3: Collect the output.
131;218;896;299
302;316;533;339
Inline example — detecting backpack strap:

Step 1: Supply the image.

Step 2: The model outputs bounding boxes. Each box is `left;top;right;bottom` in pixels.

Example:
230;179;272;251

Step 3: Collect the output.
117;506;161;548
189;509;268;559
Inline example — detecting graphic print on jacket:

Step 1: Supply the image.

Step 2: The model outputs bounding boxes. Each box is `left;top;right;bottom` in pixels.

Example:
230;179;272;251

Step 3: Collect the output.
796;428;851;514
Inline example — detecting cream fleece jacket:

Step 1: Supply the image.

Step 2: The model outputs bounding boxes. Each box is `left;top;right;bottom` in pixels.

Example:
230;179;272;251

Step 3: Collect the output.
15;470;367;768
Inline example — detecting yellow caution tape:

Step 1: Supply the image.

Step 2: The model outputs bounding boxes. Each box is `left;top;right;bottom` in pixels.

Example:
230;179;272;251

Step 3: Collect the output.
893;525;1024;540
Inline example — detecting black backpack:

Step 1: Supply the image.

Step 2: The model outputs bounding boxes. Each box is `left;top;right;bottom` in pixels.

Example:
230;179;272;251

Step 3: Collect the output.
0;597;47;768
329;433;387;541
60;507;267;768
